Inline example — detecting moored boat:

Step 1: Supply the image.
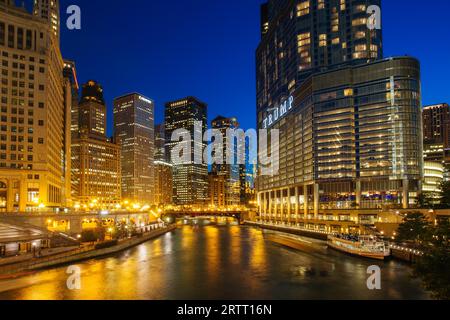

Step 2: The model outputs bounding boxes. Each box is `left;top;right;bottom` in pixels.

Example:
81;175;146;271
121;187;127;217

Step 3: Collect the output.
327;234;391;260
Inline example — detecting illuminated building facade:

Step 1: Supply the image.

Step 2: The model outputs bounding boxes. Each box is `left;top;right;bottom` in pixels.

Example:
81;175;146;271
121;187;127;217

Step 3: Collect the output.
114;93;154;204
208;172;225;207
165;97;208;205
33;0;60;41
63;60;79;200
257;0;383;122
423;103;450;180
154;124;173;206
71;81;121;208
422;161;444;203
0;0;71;211
211;116;240;206
257;57;423;225
154;160;173;206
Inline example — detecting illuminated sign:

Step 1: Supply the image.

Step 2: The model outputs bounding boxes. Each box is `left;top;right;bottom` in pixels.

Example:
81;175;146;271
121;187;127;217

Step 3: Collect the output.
262;96;294;129
139;96;153;104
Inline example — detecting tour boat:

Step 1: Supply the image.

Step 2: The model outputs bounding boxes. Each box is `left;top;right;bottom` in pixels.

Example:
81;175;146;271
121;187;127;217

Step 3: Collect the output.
263;230;328;253
327;234;391;260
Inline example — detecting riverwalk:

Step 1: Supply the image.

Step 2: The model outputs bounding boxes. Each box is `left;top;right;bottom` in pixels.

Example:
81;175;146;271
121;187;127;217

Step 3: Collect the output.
0;225;176;276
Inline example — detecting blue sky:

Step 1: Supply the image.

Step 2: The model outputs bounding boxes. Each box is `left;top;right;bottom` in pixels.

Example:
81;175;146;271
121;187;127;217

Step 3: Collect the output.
49;0;450;136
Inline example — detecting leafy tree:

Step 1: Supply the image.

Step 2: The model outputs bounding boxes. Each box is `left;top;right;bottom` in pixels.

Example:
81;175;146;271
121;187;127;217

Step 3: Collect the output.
81;230;97;243
439;181;450;208
396;212;431;244
413;218;450;300
417;193;433;208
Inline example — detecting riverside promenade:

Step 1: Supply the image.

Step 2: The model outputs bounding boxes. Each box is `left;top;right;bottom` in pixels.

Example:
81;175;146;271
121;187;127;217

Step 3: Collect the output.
0;225;176;276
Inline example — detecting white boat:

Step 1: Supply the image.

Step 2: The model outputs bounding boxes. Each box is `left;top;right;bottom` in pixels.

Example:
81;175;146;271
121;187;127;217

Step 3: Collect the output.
327;234;391;260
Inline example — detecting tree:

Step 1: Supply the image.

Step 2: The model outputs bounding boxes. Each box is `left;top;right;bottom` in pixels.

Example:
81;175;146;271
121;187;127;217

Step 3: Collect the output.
417;193;433;208
413;218;450;300
439;181;450;208
396;212;431;244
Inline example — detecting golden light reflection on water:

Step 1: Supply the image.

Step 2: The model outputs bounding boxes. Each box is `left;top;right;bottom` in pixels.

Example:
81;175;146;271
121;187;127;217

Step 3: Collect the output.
0;225;429;300
205;226;220;285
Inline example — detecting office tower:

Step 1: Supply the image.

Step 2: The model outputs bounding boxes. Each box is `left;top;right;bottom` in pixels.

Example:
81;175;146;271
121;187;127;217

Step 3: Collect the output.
63;60;80;140
257;57;423;229
154;124;173;206
79;80;106;139
154;160;173;206
423;103;450;179
0;1;71;211
165;97;208;205
114;93;155;205
211;116;240;206
33;0;60;41
257;0;383;125
71;81;121;209
154;124;167;162
208;172;225;207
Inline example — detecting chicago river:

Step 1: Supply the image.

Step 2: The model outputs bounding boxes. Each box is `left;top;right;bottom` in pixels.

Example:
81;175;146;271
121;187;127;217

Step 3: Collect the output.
0;224;429;300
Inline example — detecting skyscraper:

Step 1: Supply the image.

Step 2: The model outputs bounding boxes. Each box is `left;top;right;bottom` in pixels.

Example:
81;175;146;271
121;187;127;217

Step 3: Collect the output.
114;93;155;205
256;1;423;229
71;81;121;208
154;123;173;206
79;81;106;139
0;0;71;211
165;97;208;205
257;0;383;125
63;60;80;140
33;0;60;41
423;103;450;179
211;116;240;206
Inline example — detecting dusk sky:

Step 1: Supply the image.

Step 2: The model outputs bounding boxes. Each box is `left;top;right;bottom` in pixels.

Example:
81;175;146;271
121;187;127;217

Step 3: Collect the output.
50;0;450;136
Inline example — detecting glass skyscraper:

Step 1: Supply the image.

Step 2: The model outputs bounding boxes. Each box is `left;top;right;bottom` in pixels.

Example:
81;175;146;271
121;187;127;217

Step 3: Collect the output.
165;97;208;205
256;0;423;231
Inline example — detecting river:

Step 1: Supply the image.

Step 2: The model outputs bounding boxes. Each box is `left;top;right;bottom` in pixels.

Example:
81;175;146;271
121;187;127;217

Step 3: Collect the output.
0;224;430;300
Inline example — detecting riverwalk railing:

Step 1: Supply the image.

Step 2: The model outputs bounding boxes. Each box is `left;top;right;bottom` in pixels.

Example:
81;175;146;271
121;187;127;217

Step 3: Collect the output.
0;224;175;276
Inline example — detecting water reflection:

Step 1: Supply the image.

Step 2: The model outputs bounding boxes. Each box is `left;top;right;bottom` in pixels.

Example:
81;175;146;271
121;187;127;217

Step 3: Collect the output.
0;225;430;300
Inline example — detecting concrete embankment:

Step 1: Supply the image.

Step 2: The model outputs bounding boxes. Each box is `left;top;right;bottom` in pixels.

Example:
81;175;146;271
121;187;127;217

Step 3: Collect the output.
245;221;328;241
0;225;177;276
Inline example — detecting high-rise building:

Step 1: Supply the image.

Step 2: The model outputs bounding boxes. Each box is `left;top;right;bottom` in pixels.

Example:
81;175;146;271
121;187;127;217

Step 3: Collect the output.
165;97;208;205
208;172;225;207
0;0;71;211
79;80;106;139
423;103;450;179
211;116;240;206
114;93;155;205
154;124;167;162
63;60;79;140
257;0;383;124
154;160;173;206
71;81;121;208
154;123;173;206
257;57;423;228
33;0;60;41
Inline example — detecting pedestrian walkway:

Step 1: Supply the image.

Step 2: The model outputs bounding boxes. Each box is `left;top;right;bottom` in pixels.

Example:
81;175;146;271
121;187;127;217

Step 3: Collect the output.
0;222;46;243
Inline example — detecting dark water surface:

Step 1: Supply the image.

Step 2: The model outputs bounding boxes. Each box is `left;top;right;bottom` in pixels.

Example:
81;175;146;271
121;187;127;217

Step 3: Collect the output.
0;225;430;300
